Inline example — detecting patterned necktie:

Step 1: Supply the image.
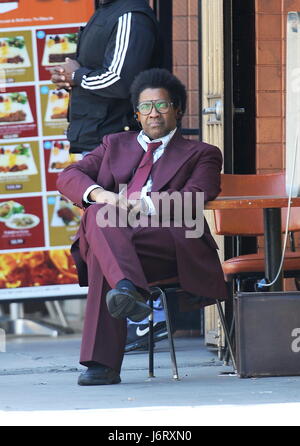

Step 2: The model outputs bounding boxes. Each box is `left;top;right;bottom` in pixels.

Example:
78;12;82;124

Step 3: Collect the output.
126;141;162;197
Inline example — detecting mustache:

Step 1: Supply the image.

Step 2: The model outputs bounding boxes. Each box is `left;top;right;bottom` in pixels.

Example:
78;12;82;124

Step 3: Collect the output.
147;118;163;123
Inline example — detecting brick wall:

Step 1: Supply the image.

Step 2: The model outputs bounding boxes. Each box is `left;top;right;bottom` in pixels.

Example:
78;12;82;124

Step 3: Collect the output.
173;0;199;134
255;0;300;173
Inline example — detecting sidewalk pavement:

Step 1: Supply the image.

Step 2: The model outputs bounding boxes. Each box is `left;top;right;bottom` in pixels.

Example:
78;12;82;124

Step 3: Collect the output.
1;333;300;426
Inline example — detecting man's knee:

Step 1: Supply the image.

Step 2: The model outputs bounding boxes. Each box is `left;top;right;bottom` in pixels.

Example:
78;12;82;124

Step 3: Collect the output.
84;204;131;237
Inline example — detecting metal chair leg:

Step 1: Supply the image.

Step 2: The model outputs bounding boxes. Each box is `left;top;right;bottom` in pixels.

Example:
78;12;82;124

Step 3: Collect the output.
148;296;154;378
160;288;179;380
45;301;69;328
216;300;237;372
224;317;235;364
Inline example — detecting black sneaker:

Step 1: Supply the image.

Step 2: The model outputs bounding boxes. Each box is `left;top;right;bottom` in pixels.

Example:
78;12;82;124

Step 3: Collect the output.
106;287;152;322
125;321;168;352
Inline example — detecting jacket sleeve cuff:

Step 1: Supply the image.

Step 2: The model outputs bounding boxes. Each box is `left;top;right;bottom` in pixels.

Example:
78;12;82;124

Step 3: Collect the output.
83;185;103;204
73;67;90;86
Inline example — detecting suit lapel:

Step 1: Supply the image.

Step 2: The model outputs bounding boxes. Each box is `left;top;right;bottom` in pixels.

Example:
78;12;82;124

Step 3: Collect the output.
108;130;197;192
109;134;144;187
151;130;197;191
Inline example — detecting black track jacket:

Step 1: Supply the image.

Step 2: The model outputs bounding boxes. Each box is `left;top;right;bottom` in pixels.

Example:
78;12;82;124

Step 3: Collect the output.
67;0;162;153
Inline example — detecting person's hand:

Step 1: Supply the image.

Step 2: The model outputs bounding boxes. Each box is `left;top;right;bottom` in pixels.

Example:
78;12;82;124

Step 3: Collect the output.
62;57;81;84
90;188;130;211
127;199;142;215
118;188;141;213
127;199;150;225
50;65;71;90
50;58;80;90
90;188;118;206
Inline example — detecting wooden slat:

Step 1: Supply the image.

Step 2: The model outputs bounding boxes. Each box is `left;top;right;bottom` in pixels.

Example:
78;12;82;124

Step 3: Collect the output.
201;0;224;348
205;196;300;210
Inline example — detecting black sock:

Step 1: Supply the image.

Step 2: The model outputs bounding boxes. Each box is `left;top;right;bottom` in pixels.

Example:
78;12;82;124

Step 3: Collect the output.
116;279;137;291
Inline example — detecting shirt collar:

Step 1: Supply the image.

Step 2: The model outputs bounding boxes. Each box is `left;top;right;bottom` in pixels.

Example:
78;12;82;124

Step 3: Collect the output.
137;127;177;151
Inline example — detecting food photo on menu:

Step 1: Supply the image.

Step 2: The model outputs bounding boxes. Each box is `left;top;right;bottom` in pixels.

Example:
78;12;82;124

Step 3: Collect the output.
36;27;79;81
40;85;68;136
0;196;44;249
0;199;24;220
0;86;38;139
0;249;78;290
0;140;41;194
0;35;31;68
47;194;81;246
50;195;80;227
42;32;77;65
0;143;37;175
0;31;34;84
43;139;81;191
47;140;80;172
0;91;33;124
45;89;68;121
0;200;39;229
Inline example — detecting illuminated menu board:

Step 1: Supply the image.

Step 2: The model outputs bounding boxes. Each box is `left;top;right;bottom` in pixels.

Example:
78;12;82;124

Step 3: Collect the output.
0;0;94;299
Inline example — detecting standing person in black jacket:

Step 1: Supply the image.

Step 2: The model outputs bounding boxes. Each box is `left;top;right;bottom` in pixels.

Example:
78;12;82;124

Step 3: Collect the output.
51;0;162;154
51;0;169;349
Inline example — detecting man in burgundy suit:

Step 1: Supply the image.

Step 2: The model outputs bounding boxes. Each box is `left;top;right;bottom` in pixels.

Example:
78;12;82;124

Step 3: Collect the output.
57;68;227;386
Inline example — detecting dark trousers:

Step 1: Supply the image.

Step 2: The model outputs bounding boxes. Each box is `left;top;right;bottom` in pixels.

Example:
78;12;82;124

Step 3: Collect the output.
79;204;178;372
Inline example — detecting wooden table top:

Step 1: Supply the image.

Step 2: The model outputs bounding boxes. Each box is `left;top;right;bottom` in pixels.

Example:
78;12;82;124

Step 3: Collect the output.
205;195;300;210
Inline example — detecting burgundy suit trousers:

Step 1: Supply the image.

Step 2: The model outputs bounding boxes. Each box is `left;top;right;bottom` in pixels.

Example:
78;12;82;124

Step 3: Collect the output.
79;204;178;372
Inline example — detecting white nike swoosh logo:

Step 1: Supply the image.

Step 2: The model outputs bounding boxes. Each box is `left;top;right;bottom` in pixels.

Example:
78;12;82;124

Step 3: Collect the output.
136;323;158;337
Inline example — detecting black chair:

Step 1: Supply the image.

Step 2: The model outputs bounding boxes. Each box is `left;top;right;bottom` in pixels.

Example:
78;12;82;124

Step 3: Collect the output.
147;278;236;380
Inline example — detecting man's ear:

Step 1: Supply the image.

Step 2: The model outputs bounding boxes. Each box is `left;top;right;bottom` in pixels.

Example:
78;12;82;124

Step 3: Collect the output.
134;112;140;121
176;108;183;120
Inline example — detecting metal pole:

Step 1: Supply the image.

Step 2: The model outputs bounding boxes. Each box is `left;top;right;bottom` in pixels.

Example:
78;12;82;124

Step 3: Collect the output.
160;289;179;380
264;208;283;291
148;296;154;377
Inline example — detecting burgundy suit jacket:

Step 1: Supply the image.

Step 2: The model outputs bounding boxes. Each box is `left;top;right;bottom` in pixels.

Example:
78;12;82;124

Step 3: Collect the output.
57;130;228;300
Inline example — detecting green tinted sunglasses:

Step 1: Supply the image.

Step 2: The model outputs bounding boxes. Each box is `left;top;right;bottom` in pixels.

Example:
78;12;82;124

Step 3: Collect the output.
137;100;174;115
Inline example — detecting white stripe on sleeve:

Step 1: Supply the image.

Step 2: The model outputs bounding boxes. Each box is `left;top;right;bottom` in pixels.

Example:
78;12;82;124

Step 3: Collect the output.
81;12;132;91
